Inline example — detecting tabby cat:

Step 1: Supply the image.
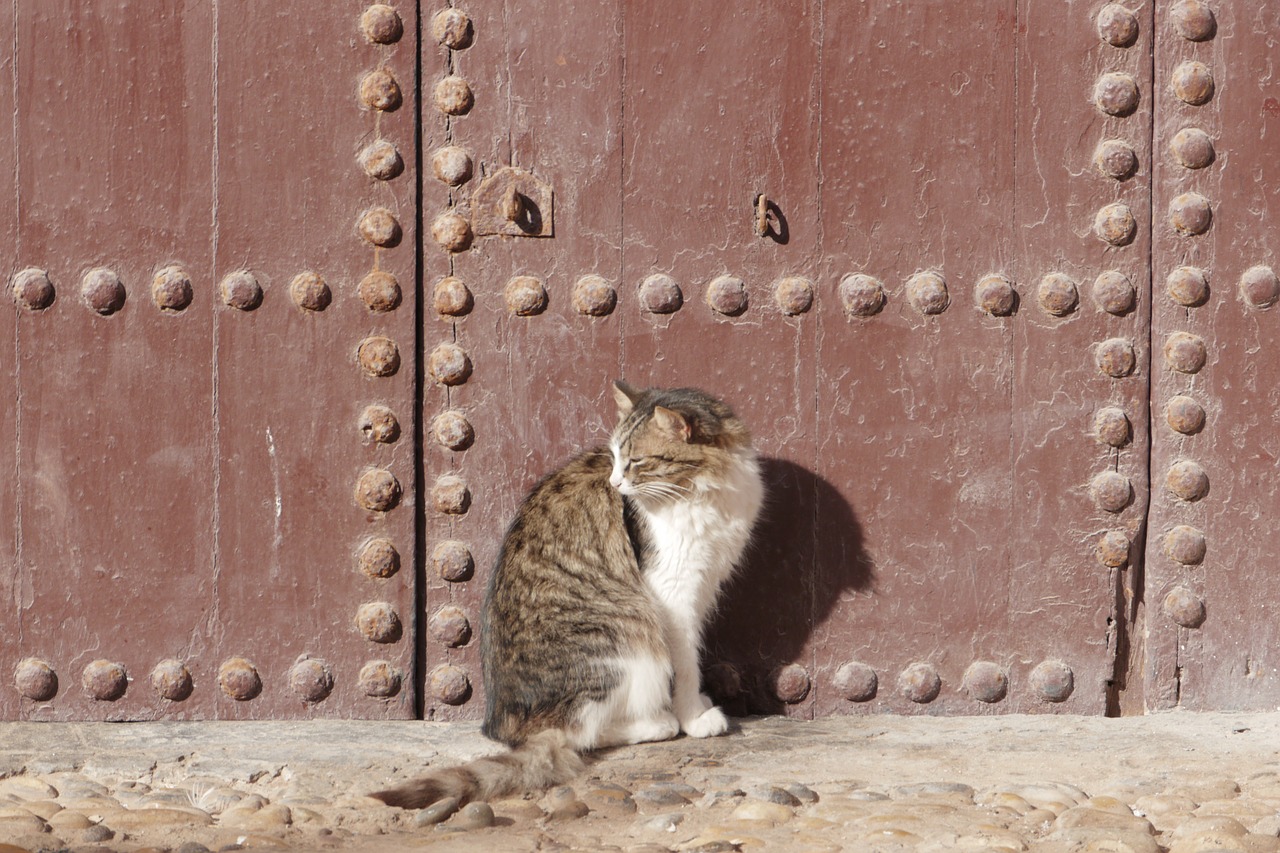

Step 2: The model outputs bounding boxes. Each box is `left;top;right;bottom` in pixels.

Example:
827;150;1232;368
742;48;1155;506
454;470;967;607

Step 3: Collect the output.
370;381;764;809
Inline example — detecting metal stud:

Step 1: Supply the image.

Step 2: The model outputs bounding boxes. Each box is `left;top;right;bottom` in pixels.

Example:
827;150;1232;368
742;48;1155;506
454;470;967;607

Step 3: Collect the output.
431;211;472;253
434;76;474;116
1093;72;1140;116
356;602;403;644
1092;271;1136;315
505;276;548;316
975;274;1016;317
1097;531;1131;568
1170;0;1217;41
428;342;472;385
639;274;683;314
290;271;331;312
1090;471;1133;513
1169;192;1212;236
431;146;474;186
433;276;474;316
220;271;263;311
358;336;401;377
1240;266;1280;309
1170;128;1215;170
429;664;471;705
834;661;878;702
431;8;474;50
356;468;402;512
81;268;126;316
573;275;617;316
906;272;949;316
1096;4;1139;47
359;405;400;444
898;662;941;704
1094;407;1132;447
11;268;55;312
150;659;193;702
152;265;193;313
774;276;814;315
1163;586;1206;628
432;410;475;450
1164;525;1207;566
429;606;472;648
358;538;401;579
358;208;403;248
1093;139;1139;180
1030;660;1074;702
14;658;58;701
1171;61;1214;106
961;661;1008;703
81;660;127;701
1095;338;1137;378
360;4;404;44
358;140;404;181
1037;273;1079;317
839;274;886;317
359;271;401;313
704;662;743;702
1165;395;1206;435
218;657;262;701
360;68;403;112
1094;203;1137;246
1166;460;1210;502
769;663;811;704
289;658;335;703
706;275;748;316
432;474;471;514
1164;331;1207;374
432;540;474;582
358;660;402;698
1166;266;1210;307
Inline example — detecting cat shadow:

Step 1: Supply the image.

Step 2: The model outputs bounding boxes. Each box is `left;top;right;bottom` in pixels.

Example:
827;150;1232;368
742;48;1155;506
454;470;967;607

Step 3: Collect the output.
702;457;874;716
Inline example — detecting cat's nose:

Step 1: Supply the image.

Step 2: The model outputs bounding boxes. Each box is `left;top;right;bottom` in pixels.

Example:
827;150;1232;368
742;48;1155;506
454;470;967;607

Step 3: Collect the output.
609;472;624;489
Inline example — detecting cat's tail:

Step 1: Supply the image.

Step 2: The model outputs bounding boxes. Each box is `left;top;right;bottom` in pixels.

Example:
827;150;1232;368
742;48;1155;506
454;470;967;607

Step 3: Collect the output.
367;729;584;810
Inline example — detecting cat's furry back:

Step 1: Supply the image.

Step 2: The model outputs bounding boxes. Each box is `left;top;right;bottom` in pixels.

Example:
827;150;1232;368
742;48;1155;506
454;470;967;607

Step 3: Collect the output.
370;382;764;810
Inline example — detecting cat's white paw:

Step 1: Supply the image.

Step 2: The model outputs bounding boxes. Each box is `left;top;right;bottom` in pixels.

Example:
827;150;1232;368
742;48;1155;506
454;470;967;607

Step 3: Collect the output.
682;705;729;738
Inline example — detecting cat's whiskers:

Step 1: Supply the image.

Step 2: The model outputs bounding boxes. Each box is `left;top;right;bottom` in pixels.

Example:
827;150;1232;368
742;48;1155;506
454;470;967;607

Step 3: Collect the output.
633;481;689;502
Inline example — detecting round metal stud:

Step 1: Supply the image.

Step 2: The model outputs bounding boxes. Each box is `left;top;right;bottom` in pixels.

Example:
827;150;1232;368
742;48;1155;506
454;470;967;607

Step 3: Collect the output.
11;268;55;311
774;276;814;315
1094;407;1132;448
289;271;331;312
289;658;334;703
360;68;402;112
1097;531;1131;568
961;661;1008;703
152;265;193;313
1166;266;1210;307
834;661;878;702
358;538;401;579
1093;139;1140;180
14;658;58;701
360;4;403;44
1166;460;1210;502
906;272;949;315
1165;525;1207;565
358;208;402;248
898;662;941;703
1094;203;1137;246
358;139;404;181
704;662;743;701
429;664;471;705
150;659;193;702
434;76;474;116
428;342;472;385
1165;395;1206;435
358;660;402;698
431;211;472;253
572;275;617;316
359;405;400;444
639;273;683;314
769;663;811;704
358;336;401;377
1096;4;1139;47
1037;273;1079;317
1030;660;1074;702
505;275;548;316
1164;331;1207;374
358;271;401;313
1170;0;1217;41
1093;72;1140;116
1171;61;1214;106
432;474;471;514
429;606;472;648
430;277;472;318
976;274;1016;316
1170;128;1215;170
430;146;474;186
220;271;263;311
1090;471;1133;513
839;274;886;317
218;657;261;701
1092;271;1136;315
81;268;126;316
82;660;127;701
433;540;474;582
431;8;474;49
1095;338;1137;378
356;602;403;644
1169;192;1212;236
1240;265;1280;309
356;468;401;512
1163;586;1206;628
706;275;748;316
432;410;475;450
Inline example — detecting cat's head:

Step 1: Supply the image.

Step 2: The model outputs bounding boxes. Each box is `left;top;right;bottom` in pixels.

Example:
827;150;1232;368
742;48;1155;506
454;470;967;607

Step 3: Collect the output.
607;380;753;502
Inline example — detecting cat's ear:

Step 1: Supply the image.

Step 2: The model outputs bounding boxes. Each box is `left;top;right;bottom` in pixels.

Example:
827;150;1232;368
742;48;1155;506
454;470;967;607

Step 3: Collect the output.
652;406;692;443
613;380;640;418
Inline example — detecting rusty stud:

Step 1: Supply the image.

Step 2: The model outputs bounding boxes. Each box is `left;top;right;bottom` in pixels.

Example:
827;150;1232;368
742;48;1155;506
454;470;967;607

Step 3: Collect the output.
431;8;474;49
356;602;403;644
81;660;128;701
150;659;193;702
1165;525;1207;565
430;146;474;186
1093;139;1139;181
1163;586;1206;628
1097;531;1131;568
840;274;886;317
430;664;471;705
1094;203;1137;246
1095;338;1137;378
500;185;524;223
906;272;948;316
428;342;472;385
358;139;404;181
81;268;126;316
433;276;474;316
1169;192;1212;236
1166;266;1210;307
704;662;743;701
769;663;811;704
432;474;471;514
1094;407;1132;448
1170;128;1215;170
429;606;472;648
358;660;402;698
220;271;263;311
1030;660;1074;703
1240;265;1280;309
358;207;402;248
151;265;193;313
289;271;331;312
1170;0;1216;41
1037;273;1079;317
218;658;261;701
1164;331;1207;374
360;68;402;112
1171;61;1214;106
975;274;1016;317
1096;4;1139;47
358;336;401;378
834;661;878;702
961;661;1008;704
432;410;474;450
572;275;617;316
505;275;548;316
1090;471;1133;513
1093;72;1140;117
434;75;474;116
358;271;401;313
1092;271;1136;316
360;4;403;44
639;273;683;314
706;275;748;316
432;540;474;582
898;662;941;703
1167;460;1210;502
289;658;334;703
1165;395;1206;435
358;538;401;579
356;468;401;512
358;405;400;444
431;211;473;253
14;658;58;701
11;268;55;312
774;276;814;315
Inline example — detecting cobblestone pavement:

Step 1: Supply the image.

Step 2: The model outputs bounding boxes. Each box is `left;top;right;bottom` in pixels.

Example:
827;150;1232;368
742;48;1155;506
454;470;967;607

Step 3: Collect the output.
2;711;1280;851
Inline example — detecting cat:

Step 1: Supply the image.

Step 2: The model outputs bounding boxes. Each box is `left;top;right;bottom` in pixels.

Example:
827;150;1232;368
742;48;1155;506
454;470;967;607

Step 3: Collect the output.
369;380;764;810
